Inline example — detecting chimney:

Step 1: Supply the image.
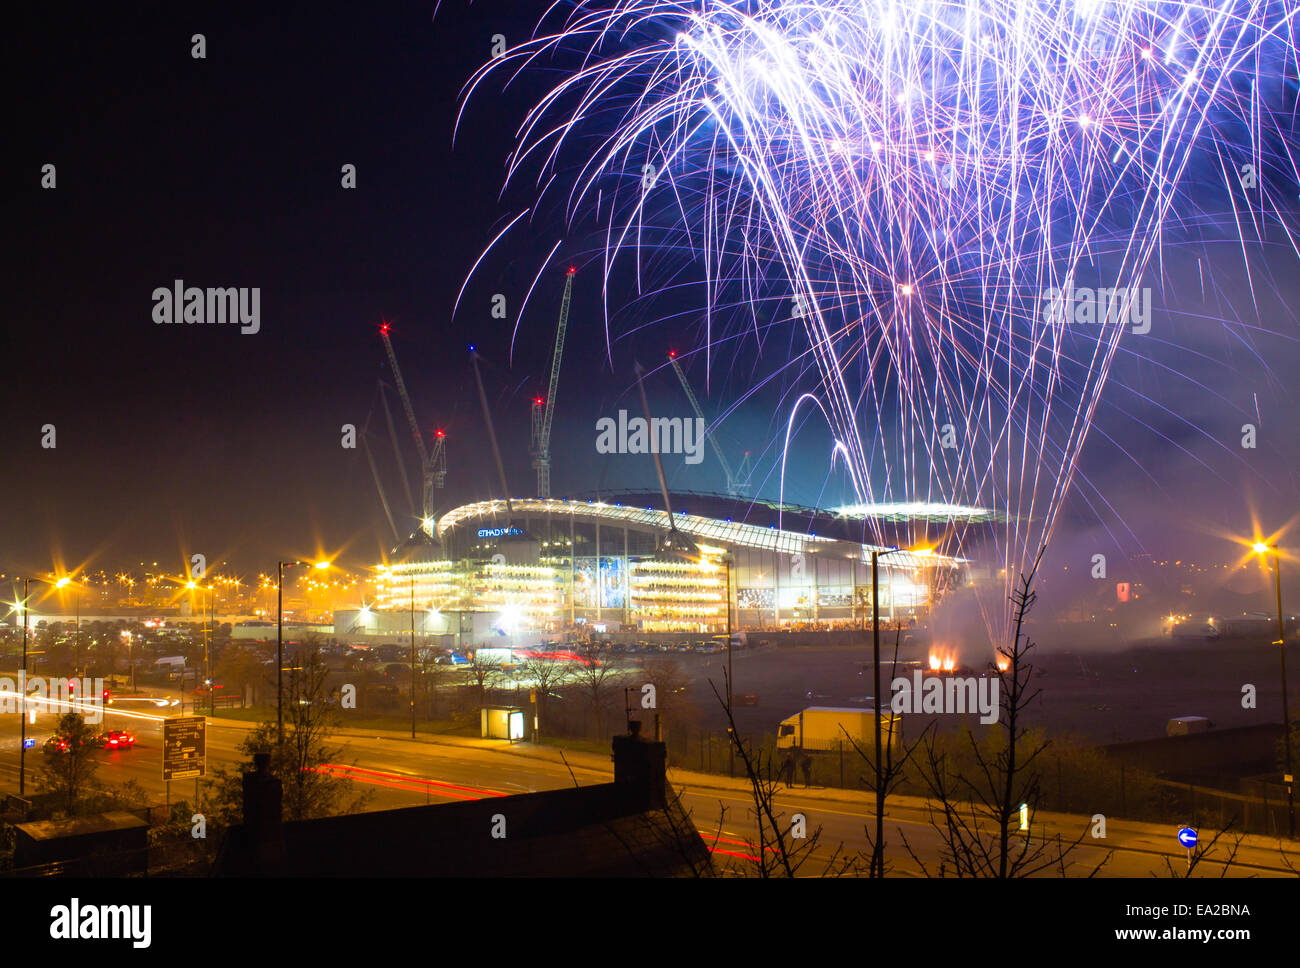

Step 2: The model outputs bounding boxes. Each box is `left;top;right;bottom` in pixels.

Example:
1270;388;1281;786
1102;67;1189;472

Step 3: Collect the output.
611;722;667;810
241;750;284;873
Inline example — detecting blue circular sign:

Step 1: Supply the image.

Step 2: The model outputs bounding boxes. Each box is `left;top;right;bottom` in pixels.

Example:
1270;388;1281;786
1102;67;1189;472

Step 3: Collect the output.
1177;826;1198;848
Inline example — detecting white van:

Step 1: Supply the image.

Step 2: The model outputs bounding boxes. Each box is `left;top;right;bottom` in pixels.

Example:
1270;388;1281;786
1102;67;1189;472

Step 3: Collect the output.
1166;716;1213;737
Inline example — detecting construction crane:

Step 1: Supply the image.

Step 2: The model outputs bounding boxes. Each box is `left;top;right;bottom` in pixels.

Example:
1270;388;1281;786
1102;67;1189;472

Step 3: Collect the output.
378;319;445;537
667;350;749;497
529;267;575;498
360;390;401;544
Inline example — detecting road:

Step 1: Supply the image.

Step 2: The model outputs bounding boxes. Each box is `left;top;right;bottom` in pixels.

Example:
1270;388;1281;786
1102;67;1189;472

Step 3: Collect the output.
2;694;1296;877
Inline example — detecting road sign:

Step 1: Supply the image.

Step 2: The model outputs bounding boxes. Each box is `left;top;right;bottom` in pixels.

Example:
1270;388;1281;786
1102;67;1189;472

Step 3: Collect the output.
22;738;35;749
1177;826;1198;848
162;715;206;780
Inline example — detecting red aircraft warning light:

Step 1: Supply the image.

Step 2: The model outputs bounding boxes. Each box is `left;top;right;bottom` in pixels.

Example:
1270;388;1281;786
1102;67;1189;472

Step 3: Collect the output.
567;266;577;275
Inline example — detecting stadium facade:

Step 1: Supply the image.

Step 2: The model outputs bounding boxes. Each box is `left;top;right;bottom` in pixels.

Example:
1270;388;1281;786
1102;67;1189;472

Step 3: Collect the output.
366;493;994;635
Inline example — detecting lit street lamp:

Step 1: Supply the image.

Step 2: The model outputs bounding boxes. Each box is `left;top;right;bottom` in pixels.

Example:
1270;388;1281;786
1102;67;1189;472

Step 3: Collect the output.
278;559;330;745
194;583;218;718
16;575;73;796
1253;541;1295;838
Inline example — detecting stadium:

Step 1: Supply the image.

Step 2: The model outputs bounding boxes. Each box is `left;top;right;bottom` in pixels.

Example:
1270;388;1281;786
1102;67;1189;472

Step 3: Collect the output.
351;493;1000;642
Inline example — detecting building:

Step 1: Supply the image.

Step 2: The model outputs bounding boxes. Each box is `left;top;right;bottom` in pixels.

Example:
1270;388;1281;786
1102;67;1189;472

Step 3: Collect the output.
362;492;991;636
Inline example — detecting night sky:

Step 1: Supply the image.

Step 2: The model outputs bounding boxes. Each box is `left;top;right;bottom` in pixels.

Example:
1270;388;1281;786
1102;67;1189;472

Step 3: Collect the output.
6;1;1299;588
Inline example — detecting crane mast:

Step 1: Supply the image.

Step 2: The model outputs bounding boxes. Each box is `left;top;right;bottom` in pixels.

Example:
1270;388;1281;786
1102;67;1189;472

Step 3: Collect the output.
530;267;575;498
378;319;444;536
668;351;745;497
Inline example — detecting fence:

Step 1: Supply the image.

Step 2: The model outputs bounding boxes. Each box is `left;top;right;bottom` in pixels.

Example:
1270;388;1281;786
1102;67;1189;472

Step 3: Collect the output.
645;721;1293;837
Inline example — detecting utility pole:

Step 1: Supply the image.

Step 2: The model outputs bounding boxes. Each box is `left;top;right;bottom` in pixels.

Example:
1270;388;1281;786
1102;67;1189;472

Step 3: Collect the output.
277;561;284;746
19;578;30;796
726;552;734;778
1269;548;1294;837
411;576;417;740
871;546;902;877
18;576;71;796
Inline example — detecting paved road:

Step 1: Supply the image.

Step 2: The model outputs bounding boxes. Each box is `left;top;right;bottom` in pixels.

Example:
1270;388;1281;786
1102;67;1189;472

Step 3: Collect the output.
3;695;1297;877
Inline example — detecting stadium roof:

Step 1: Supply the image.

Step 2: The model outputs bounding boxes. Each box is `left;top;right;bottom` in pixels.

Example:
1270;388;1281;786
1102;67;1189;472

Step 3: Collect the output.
437;497;964;569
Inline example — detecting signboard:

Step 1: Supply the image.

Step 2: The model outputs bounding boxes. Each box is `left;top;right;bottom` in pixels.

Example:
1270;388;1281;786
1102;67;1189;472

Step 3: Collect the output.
478;526;524;538
162;715;206;780
1177;826;1197;849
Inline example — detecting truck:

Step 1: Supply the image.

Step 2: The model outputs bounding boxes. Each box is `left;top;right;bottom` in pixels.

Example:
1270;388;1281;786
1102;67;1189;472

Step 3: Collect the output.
1166;716;1214;737
472;647;518;669
777;706;900;752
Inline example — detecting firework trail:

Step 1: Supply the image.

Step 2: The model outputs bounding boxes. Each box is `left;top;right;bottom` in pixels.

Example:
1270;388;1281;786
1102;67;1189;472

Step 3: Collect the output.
466;1;1300;638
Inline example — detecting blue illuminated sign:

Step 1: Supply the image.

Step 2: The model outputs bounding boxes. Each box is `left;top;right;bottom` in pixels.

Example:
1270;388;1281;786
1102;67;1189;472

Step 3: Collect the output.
1177;827;1197;848
478;527;525;538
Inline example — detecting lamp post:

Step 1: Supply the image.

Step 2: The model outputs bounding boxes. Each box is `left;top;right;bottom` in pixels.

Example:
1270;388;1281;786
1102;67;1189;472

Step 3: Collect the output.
410;576;417;741
724;551;734;778
17;575;72;796
277;559;330;745
870;546;903;877
201;584;217;717
1254;542;1295;838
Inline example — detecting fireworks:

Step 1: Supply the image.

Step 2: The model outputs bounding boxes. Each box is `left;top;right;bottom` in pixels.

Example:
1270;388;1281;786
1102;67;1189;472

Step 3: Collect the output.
471;1;1300;637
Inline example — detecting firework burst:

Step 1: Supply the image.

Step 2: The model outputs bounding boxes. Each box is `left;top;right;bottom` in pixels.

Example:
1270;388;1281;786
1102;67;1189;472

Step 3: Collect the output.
467;1;1300;637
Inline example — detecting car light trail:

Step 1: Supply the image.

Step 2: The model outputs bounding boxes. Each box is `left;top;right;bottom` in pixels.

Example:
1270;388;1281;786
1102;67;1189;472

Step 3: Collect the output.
314;764;508;800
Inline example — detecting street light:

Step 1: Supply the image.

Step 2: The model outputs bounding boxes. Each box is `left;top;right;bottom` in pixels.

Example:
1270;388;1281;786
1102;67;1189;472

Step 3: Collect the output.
410;576;417;740
722;551;734;777
54;576;81;679
870;546;905;877
16;575;74;796
197;583;218;717
1253;541;1295;838
277;559;331;744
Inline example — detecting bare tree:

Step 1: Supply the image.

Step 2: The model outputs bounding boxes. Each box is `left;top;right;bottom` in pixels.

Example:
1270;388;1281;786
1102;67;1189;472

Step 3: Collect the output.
709;674;853;877
413;647;448;719
639;657;699;727
215;644;264;706
843;622;933;876
901;547;1108;878
466;651;502;706
520;655;570;737
570;644;624;739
